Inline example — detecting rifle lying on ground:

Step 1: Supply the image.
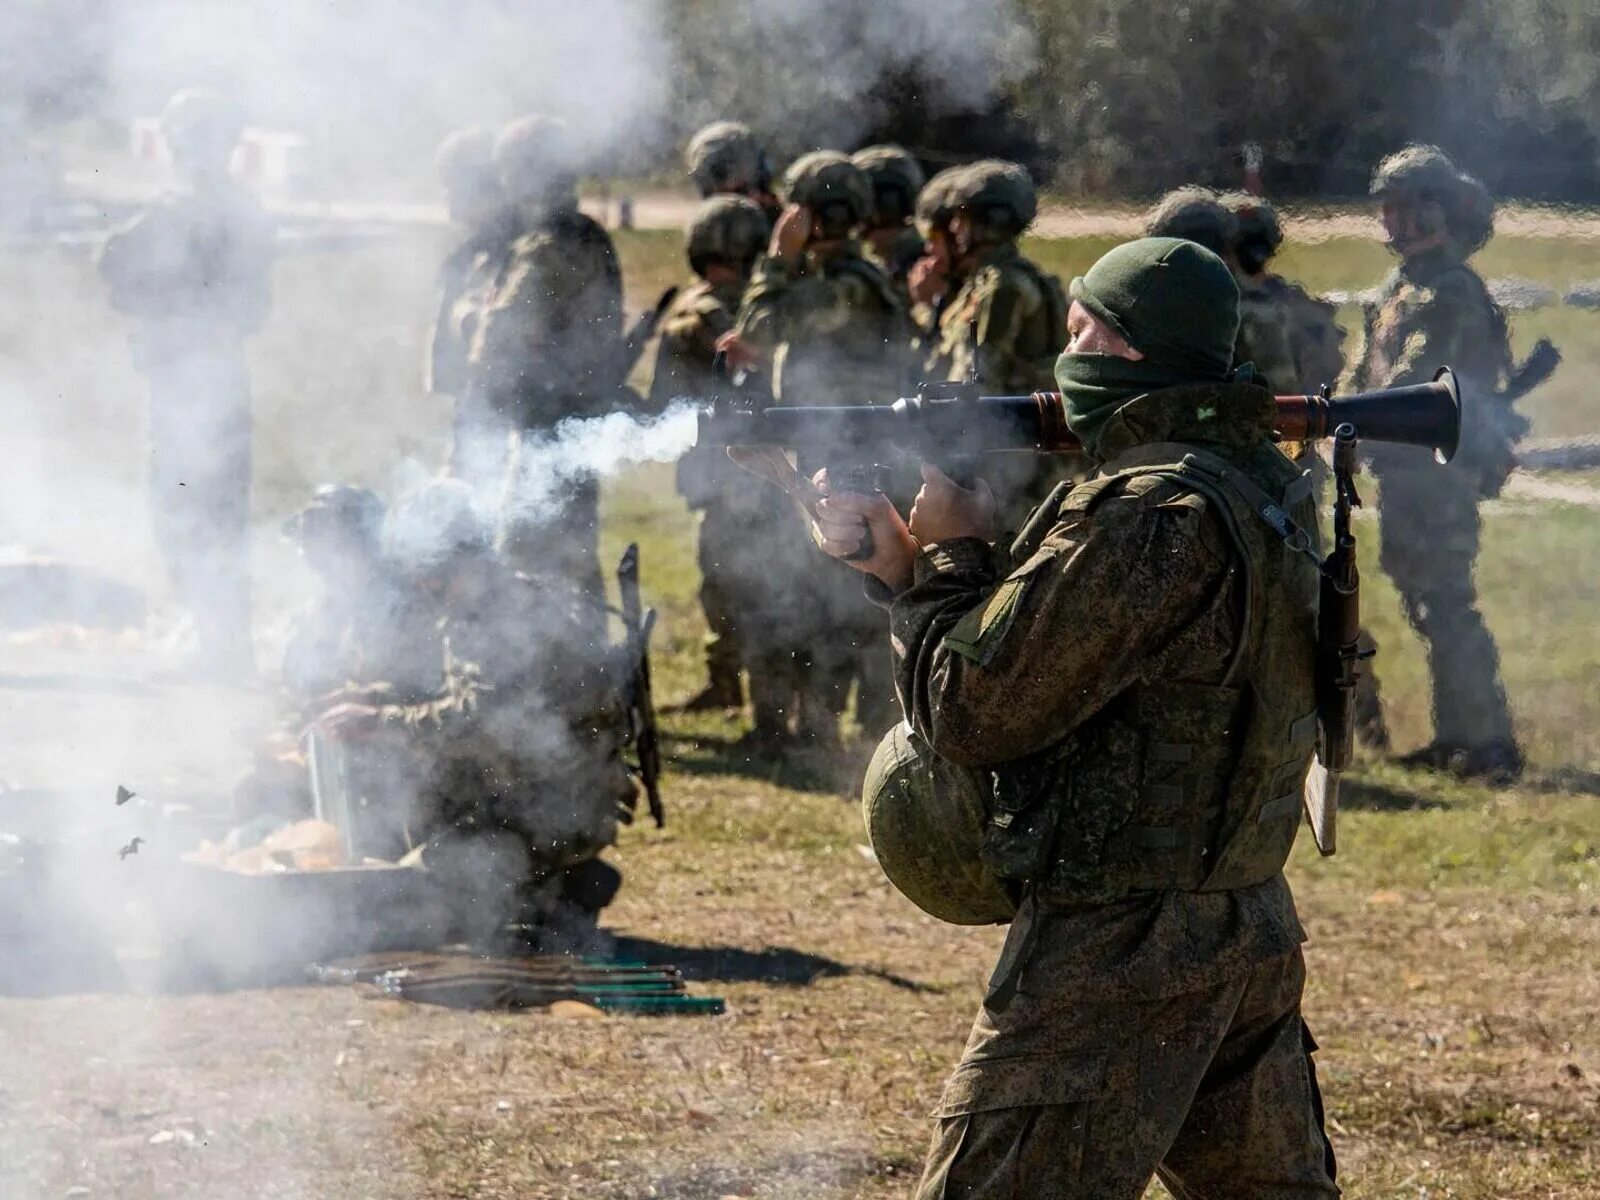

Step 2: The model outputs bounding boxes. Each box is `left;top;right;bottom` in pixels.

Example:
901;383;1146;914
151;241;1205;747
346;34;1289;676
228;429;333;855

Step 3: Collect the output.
697;370;1465;857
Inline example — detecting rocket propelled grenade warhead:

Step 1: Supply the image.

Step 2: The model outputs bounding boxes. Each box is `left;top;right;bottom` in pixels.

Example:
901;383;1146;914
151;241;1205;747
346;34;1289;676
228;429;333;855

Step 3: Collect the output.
695;368;1463;464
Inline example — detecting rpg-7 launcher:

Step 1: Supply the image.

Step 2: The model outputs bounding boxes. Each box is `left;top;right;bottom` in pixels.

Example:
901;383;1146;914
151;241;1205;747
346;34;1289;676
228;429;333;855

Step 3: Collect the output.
698;369;1465;858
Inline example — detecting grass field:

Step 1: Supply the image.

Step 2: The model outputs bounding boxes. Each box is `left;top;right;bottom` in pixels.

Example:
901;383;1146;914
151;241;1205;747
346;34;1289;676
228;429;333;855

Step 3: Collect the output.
0;222;1597;1198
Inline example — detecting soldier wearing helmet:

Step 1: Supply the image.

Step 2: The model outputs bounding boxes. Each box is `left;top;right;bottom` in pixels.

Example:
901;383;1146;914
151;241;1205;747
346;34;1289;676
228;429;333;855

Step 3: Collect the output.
904;164;974;327
1147;186;1298;394
314;479;635;945
1221;191;1347;396
917;160;1070;531
281;484;387;684
98;87;273;680
466;115;624;605
852;145;926;302
629;196;794;724
685;120;778;222
717;149;913;754
429;127;516;477
1346;145;1523;779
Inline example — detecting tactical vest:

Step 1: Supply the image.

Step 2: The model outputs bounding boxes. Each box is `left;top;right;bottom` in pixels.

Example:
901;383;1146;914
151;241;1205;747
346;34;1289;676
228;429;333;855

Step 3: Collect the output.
981;444;1321;905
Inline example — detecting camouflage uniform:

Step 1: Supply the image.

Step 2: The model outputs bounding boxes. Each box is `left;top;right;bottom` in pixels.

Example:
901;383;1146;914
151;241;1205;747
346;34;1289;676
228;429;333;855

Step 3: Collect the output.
99;89;273;675
868;240;1336;1198
1346;146;1518;768
1222;192;1348;395
925;161;1071;533
428;127;519;481
468;116;624;604
632;196;790;720
889;384;1336;1200
733;151;913;740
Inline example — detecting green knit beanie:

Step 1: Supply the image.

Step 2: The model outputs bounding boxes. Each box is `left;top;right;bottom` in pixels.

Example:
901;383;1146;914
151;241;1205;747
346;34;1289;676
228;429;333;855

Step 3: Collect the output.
1069;237;1241;378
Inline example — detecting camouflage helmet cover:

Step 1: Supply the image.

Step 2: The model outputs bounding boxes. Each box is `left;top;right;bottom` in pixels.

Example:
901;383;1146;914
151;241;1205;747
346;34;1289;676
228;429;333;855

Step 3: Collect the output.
685;120;768;197
851;144;926;225
1371;143;1495;252
492;114;579;208
780;149;874;225
160;87;245;161
951;158;1038;235
686;194;770;268
1144;186;1239;258
861;722;1017;926
916;163;972;233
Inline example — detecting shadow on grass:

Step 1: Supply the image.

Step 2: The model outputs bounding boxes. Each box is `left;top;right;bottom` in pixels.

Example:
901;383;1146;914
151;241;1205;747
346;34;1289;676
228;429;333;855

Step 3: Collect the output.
659;728;874;795
614;934;936;994
1338;776;1449;811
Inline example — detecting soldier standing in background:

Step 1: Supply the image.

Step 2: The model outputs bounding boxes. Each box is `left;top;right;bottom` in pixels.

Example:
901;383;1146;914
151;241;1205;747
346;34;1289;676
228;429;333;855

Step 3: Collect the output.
630;196;794;731
1346;145;1522;779
428;127;516;482
99;88;274;680
685;120;779;223
906;164;973;333
1222;192;1348;394
467;115;623;617
851;144;926;305
918;160;1070;531
1146;186;1299;394
717;150;911;750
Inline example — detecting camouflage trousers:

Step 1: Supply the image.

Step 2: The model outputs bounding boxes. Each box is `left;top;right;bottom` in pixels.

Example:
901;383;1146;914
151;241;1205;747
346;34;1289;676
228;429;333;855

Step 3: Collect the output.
695;499;757;701
1376;474;1515;749
916;949;1337;1199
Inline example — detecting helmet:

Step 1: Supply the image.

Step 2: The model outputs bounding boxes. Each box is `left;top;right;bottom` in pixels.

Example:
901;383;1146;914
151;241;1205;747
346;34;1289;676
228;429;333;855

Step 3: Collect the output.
861;723;1017;926
160;88;244;165
686;195;770;274
780;150;873;238
383;480;491;572
851;144;925;228
916;164;971;234
951;158;1037;240
1144;186;1238;259
435;126;496;188
1371;144;1494;254
493;115;578;210
686;120;770;198
285;484;385;543
1221;191;1282;274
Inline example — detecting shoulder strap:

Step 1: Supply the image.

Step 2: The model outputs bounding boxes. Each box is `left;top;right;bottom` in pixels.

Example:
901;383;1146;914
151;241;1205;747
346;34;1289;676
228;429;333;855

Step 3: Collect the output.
1099;446;1315;686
